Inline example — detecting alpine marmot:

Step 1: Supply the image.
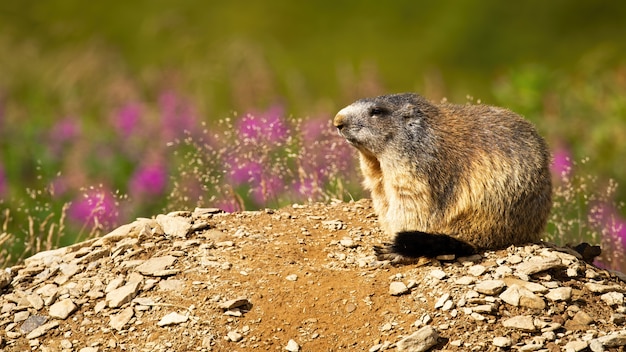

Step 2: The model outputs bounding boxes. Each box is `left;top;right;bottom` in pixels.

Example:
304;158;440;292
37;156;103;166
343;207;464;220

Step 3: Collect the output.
333;93;552;263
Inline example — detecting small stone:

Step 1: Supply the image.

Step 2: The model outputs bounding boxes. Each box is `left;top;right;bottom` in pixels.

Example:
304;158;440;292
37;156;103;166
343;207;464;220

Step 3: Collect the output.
468;265;486;277
158;279;184;291
135;255;177;276
585;282;622;294
49;299;77;320
106;281;141;308
60;340;73;349
219;298;250;310
14;310;30;323
516;257;562;275
434;293;451;309
285;339;300;351
0;269;12;289
595;331;626;347
389;282;409;296
109;306;134;331
339;238;357;248
600;291;624;306
565;311;594;330
475;280;506;295
156;214;192;238
25;321;59;339
566;268;578;277
157;312;188;326
78;348;98;352
545;287;572;301
493;336;512;348
472;304;496;314
26;294;44;311
564;340;588;352
502;315;536;331
449;339;462;347
227;331;243;342
396;326;439;352
105;276;125;293
454;276;476;285
20;315;47;334
441;300;454;311
502;277;548;293
430;269;447;280
508;255;523;264
286;274;298;282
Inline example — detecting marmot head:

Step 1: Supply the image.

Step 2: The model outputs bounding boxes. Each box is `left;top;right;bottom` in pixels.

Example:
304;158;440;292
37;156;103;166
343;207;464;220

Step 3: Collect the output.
333;93;438;156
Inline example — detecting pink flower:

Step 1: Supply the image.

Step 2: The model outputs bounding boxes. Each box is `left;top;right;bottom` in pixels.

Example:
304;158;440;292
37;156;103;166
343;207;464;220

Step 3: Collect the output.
159;90;198;140
129;162;168;196
113;103;141;137
69;188;118;227
237;105;288;145
551;145;573;179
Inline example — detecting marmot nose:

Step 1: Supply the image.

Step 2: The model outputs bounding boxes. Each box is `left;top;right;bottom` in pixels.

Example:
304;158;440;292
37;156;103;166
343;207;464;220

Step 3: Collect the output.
333;113;345;131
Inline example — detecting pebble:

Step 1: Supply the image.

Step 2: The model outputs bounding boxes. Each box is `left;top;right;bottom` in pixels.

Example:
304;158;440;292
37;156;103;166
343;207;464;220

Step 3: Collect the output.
502;315;536;331
19;315;48;334
135;255;177;276
564;340;588;351
389;281;410;296
396;326;439;352
545;287;572;301
109;306;134;331
156;214;192;238
219;298;251;310
285;339;300;351
468;265;486;277
49;298;77;320
600;291;624;306
157;312;189;327
430;269;447;280
434;293;451;309
474;279;506;295
106;281;141;308
493;336;512;347
227;331;243;342
516;256;563;275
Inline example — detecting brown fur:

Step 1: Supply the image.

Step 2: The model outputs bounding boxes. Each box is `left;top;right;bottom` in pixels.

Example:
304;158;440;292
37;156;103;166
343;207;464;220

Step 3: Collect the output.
334;93;552;263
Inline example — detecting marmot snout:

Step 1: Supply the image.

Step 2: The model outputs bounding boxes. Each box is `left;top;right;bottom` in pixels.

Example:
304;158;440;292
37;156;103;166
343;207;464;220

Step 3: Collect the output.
334;93;552;263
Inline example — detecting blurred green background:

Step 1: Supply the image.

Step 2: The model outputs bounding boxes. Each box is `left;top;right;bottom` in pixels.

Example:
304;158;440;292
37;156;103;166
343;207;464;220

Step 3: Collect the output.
1;1;626;266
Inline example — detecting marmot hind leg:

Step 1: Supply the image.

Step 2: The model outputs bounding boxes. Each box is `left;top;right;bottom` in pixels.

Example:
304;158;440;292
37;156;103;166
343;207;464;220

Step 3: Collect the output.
374;231;476;264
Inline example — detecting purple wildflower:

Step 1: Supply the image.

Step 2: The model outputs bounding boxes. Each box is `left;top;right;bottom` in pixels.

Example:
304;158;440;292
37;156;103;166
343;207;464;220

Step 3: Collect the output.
551;145;572;179
69;188;118;227
227;158;263;185
250;174;284;205
129;162;168;196
237;105;288;145
159;90;198;140
112;103;141;137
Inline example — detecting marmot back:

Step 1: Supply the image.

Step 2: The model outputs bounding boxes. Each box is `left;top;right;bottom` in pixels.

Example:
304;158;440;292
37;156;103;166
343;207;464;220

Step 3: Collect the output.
333;93;552;263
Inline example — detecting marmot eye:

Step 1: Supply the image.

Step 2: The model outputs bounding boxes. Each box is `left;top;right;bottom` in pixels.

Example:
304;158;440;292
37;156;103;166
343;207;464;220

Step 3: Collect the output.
370;107;385;116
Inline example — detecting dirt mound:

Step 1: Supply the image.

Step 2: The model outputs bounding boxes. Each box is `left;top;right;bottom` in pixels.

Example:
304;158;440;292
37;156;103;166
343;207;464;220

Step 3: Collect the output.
1;199;626;351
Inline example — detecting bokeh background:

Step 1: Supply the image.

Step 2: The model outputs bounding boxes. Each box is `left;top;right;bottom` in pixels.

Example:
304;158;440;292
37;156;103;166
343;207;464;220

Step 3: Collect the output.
1;1;626;268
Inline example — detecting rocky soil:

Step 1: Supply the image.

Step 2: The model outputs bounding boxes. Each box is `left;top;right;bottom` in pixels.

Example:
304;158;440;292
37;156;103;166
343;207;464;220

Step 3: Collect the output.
1;199;626;351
